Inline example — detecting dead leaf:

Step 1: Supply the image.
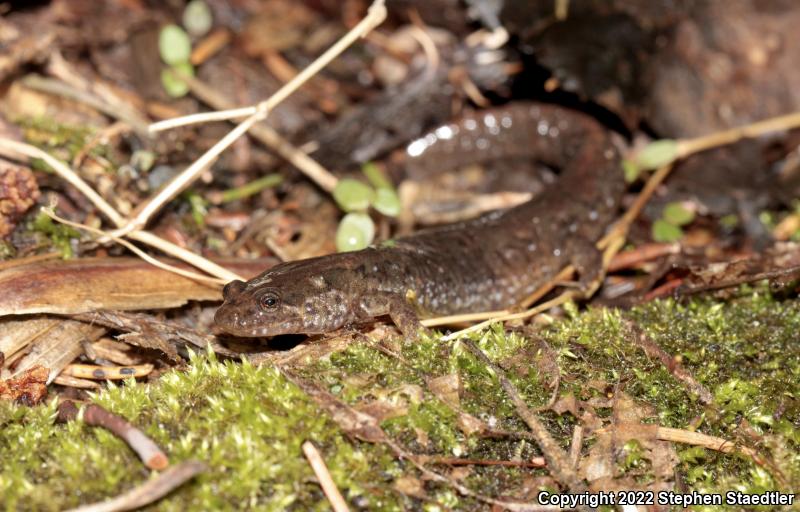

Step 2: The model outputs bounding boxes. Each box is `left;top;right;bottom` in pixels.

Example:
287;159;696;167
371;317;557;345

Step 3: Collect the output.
0;365;48;404
427;373;461;408
355;400;409;423
0;256;275;316
551;393;579;417
393;475;426;498
456;412;487;436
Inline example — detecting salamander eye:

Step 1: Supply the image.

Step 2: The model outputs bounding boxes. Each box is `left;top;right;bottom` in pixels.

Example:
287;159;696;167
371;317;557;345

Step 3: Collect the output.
259;292;280;310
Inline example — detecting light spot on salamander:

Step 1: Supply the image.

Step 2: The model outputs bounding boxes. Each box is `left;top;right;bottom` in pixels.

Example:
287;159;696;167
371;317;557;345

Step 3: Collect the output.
554;248;562;257
435;125;455;140
464;118;477;131
501;115;513;129
476;138;489;150
407;138;428;157
527;242;537;252
537;121;549;136
568;223;578;233
588;210;599;220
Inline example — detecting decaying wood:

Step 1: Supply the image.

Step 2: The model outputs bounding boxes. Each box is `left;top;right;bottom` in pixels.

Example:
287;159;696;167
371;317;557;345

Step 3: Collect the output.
1;319;105;384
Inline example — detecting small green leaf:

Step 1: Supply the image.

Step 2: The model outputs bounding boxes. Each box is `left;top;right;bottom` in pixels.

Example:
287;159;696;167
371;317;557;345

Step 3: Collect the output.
332;179;374;212
719;214;739;229
183;0;213;37
159;24;192;65
161;62;195;98
220;174;283;203
636;139;679;171
131;150;156;172
622;159;640;183
361;162;392;190
336;213;375;252
652;219;683;242
186;191;208;227
663;202;695;226
373;188;401;217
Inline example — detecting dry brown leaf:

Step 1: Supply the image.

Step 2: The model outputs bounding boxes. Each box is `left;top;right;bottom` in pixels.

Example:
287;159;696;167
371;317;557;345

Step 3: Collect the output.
427;373;461;408
0;256;274;315
354;400;409;423
456;412;487;436
578;392;679;493
0;364;48;404
393;475;427;499
551;393;579;417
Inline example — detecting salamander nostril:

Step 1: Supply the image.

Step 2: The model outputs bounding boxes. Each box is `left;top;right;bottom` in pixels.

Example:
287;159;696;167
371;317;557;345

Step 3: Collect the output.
222;280;247;301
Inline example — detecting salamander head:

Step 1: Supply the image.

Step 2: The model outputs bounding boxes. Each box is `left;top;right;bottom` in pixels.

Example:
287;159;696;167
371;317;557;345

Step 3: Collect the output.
214;260;353;337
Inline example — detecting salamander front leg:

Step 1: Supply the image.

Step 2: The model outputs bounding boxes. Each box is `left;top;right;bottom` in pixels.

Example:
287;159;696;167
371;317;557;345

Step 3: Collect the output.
360;293;426;340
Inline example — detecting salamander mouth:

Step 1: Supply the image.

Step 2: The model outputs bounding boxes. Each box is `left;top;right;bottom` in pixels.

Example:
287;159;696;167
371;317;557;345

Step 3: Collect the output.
214;305;260;337
214;304;305;337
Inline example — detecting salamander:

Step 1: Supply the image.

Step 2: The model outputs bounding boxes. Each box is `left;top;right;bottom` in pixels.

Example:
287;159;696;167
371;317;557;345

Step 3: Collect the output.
214;103;624;338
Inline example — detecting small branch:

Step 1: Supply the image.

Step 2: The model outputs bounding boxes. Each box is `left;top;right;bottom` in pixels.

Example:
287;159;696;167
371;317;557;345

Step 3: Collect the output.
459;338;586;493
677;111;800;157
440;291;575;341
181;75;338;193
115;109;268;236
57;400;168;470
42;208;231;285
0;139;242;283
148;0;387;133
302;441;351;512
413;455;546;468
64;460;207;512
0;139;124;226
61;364;155;380
625;320;714;404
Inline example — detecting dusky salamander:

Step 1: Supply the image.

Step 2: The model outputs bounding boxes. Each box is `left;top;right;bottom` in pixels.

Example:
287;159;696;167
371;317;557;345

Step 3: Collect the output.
215;103;624;338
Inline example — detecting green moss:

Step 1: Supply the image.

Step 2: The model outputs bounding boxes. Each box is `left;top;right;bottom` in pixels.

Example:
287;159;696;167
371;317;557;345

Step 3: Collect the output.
1;291;798;510
18;118;108;164
30;212;81;258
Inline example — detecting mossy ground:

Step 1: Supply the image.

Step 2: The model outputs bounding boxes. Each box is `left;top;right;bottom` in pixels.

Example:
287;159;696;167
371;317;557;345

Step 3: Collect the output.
1;290;798;511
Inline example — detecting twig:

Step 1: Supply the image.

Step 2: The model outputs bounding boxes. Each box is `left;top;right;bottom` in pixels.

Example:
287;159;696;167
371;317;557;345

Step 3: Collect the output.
625;320;714;404
64;460;207;512
61;364;155;380
0;139;243;282
57;400;168;470
459;338;586;493
440;291;575;341
21;74;150;135
302;441;350;512
41;208;230;285
114;109;268;236
148;0;388;133
113;1;387;236
180;74;338;192
283;370;560;512
676;111;800;157
0;139;124;225
413;455;546;468
568;426;583;469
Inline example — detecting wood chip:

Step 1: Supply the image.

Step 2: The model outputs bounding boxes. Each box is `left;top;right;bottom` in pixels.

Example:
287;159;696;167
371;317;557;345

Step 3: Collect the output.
61;363;154;380
1;319;104;384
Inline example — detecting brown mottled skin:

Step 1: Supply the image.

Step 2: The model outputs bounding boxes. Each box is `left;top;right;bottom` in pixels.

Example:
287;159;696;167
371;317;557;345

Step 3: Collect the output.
215;103;624;338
